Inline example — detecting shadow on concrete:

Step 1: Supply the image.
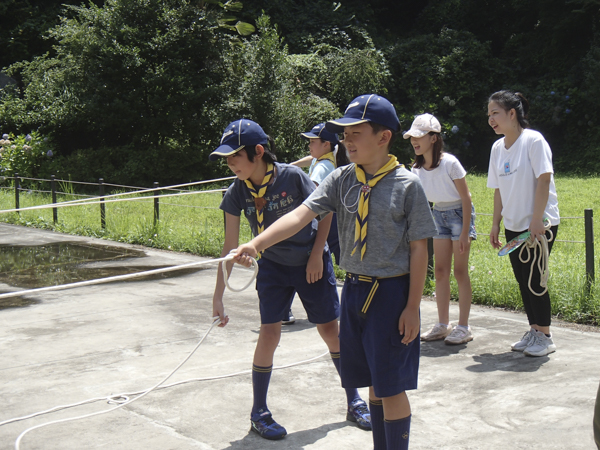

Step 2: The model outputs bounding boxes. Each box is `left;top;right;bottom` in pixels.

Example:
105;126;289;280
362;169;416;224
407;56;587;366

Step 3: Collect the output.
420;340;470;358
248;320;319;335
221;421;351;449
465;352;549;373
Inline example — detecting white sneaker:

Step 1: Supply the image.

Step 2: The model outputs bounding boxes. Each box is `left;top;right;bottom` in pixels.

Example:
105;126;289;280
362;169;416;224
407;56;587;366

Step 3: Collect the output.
444;326;473;345
511;328;536;352
421;323;452;341
523;332;556;357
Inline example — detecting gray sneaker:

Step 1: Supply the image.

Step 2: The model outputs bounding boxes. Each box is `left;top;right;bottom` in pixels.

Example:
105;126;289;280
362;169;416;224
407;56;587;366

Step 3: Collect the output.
421;323;452;341
524;332;556;357
444;326;473;345
511;329;536;352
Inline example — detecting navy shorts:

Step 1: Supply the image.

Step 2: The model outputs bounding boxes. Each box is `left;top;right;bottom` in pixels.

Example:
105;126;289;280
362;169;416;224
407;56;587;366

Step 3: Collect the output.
256;251;340;325
339;273;419;398
432;203;477;241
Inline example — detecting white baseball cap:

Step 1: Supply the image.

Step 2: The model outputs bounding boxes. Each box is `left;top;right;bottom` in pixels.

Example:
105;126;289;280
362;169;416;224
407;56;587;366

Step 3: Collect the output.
403;114;442;139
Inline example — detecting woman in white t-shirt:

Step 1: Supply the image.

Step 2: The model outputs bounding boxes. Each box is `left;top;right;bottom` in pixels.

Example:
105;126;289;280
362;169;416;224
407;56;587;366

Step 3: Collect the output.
487;90;560;357
404;114;477;346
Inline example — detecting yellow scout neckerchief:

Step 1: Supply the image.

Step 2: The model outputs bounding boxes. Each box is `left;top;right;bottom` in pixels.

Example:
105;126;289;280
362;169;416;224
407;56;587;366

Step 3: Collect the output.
309;151;336;177
317;151;336;167
244;163;274;235
352;155;399;260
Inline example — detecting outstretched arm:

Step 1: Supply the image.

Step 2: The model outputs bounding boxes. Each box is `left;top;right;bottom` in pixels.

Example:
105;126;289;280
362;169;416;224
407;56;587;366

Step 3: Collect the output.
290;155;313;168
234;205;318;265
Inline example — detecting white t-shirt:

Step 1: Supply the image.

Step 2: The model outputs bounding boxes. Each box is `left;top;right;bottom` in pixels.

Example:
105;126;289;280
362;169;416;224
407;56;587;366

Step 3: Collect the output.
487;128;560;231
411;153;467;205
308;159;335;185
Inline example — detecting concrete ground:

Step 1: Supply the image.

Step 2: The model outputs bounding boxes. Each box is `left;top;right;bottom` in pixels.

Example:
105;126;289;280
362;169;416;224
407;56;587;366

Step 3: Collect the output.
0;222;598;450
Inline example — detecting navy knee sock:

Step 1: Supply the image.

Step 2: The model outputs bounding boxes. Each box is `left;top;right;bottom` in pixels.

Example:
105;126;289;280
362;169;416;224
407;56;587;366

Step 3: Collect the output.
370;399;386;450
330;352;360;404
251;364;272;416
384;414;411;450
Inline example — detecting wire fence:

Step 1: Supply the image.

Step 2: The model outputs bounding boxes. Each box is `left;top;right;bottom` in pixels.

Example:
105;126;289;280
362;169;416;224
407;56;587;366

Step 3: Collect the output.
0;173;596;290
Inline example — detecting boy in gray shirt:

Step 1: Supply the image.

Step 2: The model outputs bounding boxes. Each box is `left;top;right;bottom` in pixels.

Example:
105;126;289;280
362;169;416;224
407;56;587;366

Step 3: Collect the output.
234;95;436;449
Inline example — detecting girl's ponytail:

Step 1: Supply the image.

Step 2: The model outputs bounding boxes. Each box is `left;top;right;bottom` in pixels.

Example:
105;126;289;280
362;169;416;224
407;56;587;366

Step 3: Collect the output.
335;141;350;167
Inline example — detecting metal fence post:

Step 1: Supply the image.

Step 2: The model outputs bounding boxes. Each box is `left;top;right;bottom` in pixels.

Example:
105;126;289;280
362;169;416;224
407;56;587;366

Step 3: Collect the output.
14;172;20;214
99;178;106;229
50;175;58;224
153;181;159;225
585;208;595;292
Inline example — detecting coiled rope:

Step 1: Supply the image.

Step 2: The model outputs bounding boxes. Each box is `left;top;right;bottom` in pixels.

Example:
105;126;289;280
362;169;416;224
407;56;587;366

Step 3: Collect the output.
518;221;553;296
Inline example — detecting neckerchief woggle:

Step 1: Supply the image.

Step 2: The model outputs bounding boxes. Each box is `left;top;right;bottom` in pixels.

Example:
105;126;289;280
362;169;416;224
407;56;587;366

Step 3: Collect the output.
244;163;274;235
352;155;400;260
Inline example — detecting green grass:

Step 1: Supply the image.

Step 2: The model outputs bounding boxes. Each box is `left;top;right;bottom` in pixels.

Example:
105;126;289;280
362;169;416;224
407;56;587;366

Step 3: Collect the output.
0;185;253;257
1;174;600;325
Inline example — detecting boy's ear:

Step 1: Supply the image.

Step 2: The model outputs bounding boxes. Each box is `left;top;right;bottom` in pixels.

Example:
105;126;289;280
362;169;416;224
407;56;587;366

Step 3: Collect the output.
255;144;265;160
379;129;392;146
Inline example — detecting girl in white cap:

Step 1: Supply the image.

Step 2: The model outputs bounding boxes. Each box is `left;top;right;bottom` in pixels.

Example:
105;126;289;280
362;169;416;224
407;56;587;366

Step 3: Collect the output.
404;114;476;345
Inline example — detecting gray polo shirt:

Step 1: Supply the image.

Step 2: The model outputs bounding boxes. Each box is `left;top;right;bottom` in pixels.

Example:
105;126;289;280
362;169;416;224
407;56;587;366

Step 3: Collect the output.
304;164;437;277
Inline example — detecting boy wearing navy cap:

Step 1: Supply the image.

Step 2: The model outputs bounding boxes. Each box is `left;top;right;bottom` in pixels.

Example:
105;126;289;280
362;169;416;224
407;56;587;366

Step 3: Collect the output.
210;119;371;441
234;96;437;449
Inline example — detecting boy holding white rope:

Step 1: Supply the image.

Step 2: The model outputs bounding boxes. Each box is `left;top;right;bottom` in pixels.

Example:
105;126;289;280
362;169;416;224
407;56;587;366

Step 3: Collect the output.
210;119;370;441
234;95;437;450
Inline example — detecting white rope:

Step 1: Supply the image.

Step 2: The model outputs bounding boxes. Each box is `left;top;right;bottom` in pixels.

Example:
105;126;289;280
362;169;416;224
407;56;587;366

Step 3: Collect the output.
3;249;333;450
13;317;223;450
0;350;329;428
0;175;236;215
339;164;362;214
0;187;228;215
518;222;553;296
5;252;257;449
0;253;257;300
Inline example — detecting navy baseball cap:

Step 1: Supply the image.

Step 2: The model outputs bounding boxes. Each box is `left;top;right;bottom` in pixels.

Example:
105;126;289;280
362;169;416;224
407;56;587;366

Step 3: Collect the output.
326;94;400;133
300;123;339;144
209;119;268;161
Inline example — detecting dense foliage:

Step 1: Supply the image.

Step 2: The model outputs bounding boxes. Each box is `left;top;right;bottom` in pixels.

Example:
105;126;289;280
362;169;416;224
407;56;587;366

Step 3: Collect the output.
0;0;599;185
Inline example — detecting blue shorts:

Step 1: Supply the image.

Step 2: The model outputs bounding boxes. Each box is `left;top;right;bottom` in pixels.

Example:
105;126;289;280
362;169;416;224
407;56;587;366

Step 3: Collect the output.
339;273;419;398
432;203;477;241
256;251;339;325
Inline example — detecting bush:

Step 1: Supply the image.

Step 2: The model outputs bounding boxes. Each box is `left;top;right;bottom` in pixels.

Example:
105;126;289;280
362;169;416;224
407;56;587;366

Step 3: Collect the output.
219;15;341;164
385;28;505;169
0;131;55;179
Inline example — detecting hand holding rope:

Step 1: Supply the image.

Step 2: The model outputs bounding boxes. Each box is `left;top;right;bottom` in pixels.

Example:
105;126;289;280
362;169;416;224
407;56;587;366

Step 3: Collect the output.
519;219;553;296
